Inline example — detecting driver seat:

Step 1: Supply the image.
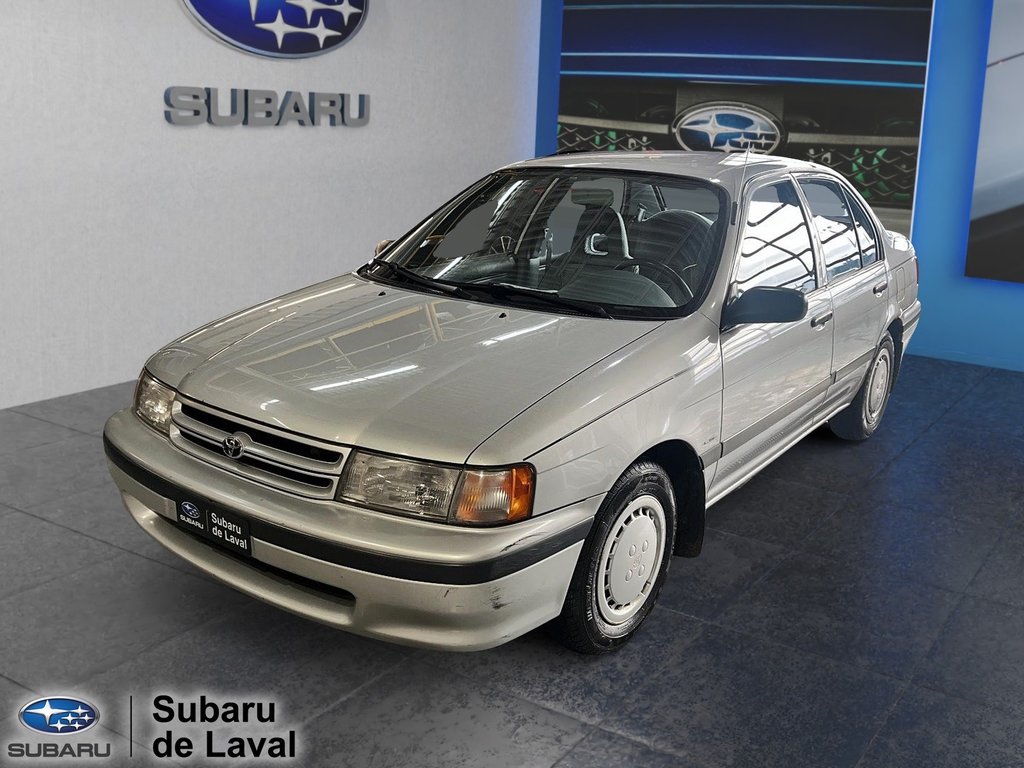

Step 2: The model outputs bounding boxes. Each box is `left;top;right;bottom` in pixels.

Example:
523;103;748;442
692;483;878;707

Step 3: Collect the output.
630;210;712;303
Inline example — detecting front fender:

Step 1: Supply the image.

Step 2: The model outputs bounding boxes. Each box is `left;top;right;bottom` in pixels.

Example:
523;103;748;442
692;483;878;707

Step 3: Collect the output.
470;316;724;515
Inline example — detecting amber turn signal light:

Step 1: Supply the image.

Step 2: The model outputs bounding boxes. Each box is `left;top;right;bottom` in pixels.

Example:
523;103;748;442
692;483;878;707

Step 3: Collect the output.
454;465;535;525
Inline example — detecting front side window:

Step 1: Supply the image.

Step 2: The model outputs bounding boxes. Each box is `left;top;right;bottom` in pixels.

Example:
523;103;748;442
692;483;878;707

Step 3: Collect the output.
364;170;729;319
799;179;861;280
736;181;817;295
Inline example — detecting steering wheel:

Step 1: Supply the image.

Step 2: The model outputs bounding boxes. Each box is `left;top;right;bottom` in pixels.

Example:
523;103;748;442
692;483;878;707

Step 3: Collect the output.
614;258;693;301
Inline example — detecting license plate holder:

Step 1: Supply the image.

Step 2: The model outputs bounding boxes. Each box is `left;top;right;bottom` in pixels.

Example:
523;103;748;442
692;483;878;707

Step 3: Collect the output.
175;498;252;558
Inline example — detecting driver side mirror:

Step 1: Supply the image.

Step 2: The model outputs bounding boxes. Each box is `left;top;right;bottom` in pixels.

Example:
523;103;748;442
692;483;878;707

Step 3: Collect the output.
375;239;393;256
721;286;808;329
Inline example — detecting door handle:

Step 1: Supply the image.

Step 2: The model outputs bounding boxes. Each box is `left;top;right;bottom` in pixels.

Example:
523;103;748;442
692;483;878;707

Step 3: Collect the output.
810;311;833;328
873;281;888;296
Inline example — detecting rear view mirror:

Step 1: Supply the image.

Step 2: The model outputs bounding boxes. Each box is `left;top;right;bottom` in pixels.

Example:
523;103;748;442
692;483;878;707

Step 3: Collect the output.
721;286;808;329
375;239;393;256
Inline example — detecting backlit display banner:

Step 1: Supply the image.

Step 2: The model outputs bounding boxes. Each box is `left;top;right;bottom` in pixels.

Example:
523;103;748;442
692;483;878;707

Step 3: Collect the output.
965;0;1024;284
556;0;934;233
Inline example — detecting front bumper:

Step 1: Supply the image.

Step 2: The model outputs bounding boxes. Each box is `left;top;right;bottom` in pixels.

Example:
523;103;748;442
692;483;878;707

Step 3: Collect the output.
103;409;596;651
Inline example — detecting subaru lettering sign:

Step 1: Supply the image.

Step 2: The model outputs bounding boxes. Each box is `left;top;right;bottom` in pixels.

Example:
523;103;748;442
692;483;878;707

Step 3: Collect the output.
672;103;784;154
19;697;99;736
182;0;367;59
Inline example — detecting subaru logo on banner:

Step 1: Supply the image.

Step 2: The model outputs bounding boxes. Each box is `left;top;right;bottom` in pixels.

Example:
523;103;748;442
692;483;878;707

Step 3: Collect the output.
182;0;367;58
672;103;784;154
19;697;99;736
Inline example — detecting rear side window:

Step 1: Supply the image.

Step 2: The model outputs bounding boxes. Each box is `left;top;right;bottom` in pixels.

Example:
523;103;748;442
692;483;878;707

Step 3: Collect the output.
736;181;817;295
798;179;861;280
845;191;879;265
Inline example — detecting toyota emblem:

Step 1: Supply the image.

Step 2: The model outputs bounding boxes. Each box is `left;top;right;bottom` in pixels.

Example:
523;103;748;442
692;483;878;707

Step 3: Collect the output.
222;434;246;459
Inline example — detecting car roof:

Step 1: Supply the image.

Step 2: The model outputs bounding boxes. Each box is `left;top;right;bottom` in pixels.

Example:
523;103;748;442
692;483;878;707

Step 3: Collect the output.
504;151;827;194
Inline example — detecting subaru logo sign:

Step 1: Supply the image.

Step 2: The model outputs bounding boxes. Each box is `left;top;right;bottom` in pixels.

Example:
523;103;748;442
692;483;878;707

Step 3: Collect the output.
180;502;202;520
672;103;784;154
182;0;367;59
19;697;99;736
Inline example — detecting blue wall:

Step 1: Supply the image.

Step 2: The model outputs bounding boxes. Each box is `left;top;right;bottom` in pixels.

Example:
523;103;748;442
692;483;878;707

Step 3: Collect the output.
536;0;1023;371
911;0;1024;372
535;0;564;156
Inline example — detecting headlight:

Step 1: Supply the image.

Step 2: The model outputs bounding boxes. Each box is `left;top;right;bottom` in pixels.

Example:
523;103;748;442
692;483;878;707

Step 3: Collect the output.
340;452;459;520
134;371;176;434
339;451;535;525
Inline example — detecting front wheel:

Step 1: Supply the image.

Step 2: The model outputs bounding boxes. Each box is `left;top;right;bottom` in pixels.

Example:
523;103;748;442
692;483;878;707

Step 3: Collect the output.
550;461;676;654
830;332;895;441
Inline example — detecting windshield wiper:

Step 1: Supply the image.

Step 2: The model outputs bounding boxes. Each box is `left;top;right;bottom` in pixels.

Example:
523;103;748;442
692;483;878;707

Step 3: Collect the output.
476;282;612;319
365;257;473;299
364;260;610;317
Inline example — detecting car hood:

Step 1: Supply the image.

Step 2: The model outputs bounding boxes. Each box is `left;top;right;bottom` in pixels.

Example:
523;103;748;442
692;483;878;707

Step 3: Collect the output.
147;275;662;464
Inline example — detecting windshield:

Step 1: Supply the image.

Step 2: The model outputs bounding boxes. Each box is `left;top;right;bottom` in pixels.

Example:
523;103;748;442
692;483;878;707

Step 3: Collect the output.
361;168;729;319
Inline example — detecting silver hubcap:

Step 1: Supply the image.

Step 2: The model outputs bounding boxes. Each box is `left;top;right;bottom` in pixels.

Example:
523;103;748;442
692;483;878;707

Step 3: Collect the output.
596;495;666;625
866;349;891;423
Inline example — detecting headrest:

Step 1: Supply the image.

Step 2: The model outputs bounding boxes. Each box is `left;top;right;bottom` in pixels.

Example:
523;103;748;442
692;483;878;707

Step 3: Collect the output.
570;187;615;208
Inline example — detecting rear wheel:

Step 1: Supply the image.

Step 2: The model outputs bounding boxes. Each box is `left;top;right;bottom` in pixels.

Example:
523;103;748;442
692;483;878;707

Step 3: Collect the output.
550;461;676;654
830;332;895;441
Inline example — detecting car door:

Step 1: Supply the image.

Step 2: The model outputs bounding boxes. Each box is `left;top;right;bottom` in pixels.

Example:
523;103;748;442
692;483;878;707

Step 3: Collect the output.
712;177;834;496
796;176;889;407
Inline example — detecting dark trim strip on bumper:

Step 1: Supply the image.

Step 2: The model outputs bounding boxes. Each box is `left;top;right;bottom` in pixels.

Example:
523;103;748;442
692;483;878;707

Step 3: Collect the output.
104;435;591;586
903;306;921;332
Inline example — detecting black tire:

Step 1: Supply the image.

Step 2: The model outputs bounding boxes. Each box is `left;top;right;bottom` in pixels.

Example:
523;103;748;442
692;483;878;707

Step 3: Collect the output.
550;461;677;654
829;332;896;441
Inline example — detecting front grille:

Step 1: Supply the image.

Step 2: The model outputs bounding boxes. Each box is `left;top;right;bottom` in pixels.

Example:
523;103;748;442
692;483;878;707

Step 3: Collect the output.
179;403;342;464
170;397;348;499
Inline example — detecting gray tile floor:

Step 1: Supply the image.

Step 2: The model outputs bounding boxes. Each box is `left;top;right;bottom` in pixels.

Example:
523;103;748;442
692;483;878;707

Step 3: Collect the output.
0;356;1022;767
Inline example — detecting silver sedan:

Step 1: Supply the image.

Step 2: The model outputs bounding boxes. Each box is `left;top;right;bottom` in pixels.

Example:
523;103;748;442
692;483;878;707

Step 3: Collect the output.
104;152;921;653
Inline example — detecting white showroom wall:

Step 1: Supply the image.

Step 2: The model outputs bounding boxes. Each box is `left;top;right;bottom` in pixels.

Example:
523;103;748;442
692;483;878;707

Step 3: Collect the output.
0;1;542;409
